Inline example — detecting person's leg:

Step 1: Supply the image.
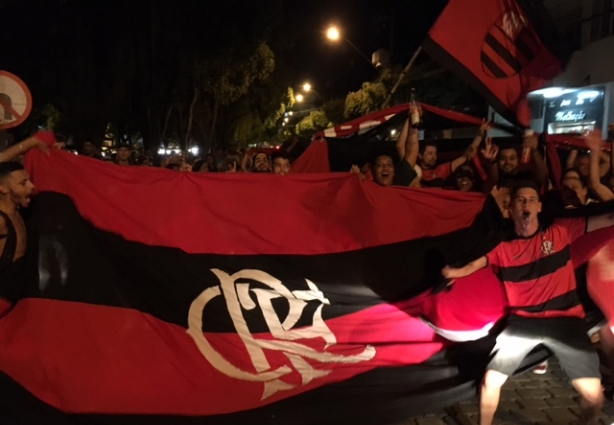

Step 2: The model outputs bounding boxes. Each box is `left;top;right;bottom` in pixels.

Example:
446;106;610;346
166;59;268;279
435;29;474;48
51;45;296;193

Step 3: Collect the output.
571;377;604;423
479;369;508;425
481;318;540;425
544;318;603;422
599;324;614;399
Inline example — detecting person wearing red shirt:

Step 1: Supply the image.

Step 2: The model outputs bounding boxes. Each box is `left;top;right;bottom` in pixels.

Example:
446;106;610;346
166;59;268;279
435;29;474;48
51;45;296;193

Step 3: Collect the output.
442;181;614;425
418;119;489;187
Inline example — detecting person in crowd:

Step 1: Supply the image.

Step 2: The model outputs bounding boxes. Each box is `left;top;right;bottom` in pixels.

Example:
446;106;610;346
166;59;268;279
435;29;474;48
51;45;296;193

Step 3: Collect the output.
53;134;67;151
271;150;291;175
453;164;478;192
442;180;614;425
363;116;419;188
81;138;104;160
204;154;218;172
418;119;490;187
250;151;271;173
0;135;49;309
561;168;596;207
567;148;610;179
192;159;209;173
114;143;132;166
483;133;547;192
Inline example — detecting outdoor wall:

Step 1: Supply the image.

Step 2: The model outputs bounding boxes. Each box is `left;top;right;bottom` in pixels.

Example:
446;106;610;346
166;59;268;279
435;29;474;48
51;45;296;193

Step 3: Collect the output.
553;35;614;87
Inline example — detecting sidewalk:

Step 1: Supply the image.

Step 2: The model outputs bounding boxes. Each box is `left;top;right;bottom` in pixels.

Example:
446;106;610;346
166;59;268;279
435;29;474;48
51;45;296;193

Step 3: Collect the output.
396;359;614;425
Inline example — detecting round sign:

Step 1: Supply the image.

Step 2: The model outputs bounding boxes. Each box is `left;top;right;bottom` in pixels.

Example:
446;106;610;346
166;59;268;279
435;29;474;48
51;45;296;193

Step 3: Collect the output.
0;71;32;130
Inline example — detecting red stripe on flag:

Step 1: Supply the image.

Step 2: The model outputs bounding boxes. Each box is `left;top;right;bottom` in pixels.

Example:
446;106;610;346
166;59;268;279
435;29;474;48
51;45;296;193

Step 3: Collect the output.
24;151;489;255
0;298;447;415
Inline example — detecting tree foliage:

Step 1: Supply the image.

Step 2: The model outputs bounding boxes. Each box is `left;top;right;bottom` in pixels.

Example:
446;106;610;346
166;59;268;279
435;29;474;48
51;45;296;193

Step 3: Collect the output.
344;82;388;120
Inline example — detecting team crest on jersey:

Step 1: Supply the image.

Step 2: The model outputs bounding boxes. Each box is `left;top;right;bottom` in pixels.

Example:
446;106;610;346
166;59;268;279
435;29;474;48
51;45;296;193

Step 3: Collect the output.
541;240;555;255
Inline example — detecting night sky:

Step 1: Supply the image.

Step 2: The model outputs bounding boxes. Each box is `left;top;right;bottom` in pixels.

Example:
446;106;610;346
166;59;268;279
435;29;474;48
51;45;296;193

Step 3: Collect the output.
281;0;448;98
1;0;449;143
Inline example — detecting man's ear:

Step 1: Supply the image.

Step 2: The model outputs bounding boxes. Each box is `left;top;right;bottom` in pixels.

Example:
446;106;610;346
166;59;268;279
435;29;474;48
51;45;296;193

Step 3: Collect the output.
0;180;9;195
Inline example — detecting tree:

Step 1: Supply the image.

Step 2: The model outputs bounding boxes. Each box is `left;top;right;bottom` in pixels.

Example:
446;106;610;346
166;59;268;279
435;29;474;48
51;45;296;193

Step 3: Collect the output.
344;81;388;119
295;110;332;137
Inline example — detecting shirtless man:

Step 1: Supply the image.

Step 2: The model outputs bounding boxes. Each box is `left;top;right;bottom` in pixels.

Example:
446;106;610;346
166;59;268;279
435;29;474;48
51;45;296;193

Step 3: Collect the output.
0;136;47;308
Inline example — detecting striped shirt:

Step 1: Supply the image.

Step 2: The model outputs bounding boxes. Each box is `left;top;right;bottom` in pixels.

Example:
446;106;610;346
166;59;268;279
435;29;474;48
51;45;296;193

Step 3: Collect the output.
486;218;587;319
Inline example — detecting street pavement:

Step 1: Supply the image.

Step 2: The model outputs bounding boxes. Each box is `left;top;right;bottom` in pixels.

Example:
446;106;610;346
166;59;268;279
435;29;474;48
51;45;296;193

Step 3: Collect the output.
394;359;614;425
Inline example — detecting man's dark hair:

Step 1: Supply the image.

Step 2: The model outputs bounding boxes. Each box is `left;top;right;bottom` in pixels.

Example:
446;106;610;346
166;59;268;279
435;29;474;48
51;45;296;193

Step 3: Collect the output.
0;161;24;180
271;150;290;162
252;150;269;159
497;143;518;156
192;159;206;172
510;180;540;201
419;140;437;155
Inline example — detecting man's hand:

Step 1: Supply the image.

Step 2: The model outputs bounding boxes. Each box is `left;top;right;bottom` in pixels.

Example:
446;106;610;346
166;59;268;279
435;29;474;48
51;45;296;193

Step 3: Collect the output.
481;138;499;162
584;129;604;152
479;119;491;136
522;133;539;152
226;161;237;173
29;137;50;155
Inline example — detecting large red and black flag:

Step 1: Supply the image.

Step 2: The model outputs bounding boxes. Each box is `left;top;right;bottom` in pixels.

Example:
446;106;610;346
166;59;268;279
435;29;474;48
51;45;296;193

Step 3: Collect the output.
292;103;484;174
0;150;511;424
0;150;611;424
423;0;572;126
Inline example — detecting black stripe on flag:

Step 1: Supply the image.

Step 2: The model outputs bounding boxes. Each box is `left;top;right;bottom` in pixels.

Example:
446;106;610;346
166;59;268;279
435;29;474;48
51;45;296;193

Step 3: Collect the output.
484;33;523;74
514;32;539;66
480;51;508;79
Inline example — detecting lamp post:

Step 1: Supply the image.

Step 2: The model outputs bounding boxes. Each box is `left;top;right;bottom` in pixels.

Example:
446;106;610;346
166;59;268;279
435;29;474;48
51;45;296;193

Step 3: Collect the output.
326;25;376;70
301;81;324;103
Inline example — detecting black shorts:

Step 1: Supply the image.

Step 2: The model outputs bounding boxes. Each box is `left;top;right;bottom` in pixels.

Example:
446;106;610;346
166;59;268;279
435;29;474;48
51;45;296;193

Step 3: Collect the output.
487;315;600;380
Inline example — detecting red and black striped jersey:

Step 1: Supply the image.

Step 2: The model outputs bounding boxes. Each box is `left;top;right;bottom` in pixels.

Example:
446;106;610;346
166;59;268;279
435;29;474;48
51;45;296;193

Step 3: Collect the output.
486;218;587;319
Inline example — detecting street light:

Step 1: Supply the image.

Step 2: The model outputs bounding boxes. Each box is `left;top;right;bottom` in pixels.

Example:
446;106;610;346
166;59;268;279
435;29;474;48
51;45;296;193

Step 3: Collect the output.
296;93;304;102
326;26;340;41
325;24;377;70
302;82;312;92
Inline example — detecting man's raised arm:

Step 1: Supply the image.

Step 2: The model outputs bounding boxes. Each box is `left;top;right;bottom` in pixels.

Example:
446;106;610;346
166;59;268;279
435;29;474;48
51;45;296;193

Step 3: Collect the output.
0;135;49;163
442;256;489;280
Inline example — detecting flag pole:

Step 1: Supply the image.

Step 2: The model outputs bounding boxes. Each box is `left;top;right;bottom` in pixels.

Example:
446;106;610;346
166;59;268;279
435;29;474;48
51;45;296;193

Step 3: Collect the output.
382;46;423;109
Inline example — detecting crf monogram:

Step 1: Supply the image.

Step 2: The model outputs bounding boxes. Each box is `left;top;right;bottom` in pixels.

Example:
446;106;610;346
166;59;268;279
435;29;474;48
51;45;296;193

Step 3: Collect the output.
187;269;375;399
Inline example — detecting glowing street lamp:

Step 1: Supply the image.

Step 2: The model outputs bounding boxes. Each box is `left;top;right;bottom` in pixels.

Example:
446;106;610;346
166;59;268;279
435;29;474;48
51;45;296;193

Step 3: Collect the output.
296;93;304;102
326;26;340;41
302;82;312;92
325;24;376;70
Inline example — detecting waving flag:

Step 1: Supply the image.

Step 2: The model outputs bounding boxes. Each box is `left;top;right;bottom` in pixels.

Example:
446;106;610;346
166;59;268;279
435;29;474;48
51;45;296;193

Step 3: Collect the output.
0;150;610;424
292;103;485;174
423;0;572;126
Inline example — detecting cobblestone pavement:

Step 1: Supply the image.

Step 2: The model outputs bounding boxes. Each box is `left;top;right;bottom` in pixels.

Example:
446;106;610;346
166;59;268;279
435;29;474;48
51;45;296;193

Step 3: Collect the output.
394;360;614;425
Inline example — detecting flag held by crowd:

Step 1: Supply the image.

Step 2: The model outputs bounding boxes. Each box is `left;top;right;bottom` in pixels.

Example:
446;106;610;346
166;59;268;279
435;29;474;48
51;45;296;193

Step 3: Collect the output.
0;150;530;424
423;0;572;126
